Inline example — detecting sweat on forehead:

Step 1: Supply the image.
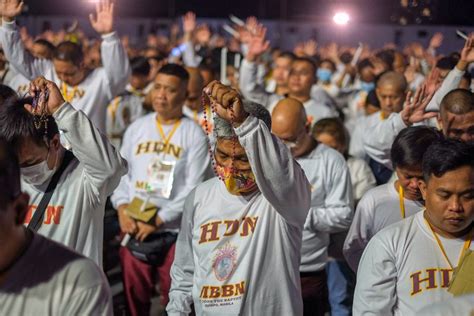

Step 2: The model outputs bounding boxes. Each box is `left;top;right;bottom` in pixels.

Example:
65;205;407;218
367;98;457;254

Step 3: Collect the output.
376;71;407;92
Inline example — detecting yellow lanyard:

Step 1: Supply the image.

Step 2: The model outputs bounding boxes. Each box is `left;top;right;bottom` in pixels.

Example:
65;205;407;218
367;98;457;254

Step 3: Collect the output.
424;219;473;270
398;185;406;219
193;110;198;123
108;97;122;125
379;111;387;121
156;118;181;147
61;82;78;103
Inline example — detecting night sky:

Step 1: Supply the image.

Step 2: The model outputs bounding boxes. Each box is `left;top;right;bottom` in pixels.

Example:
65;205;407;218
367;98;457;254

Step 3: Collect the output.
24;0;474;26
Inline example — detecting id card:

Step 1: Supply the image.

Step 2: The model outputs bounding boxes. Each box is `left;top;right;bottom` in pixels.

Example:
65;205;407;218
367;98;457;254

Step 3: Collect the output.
146;157;176;199
448;249;474;296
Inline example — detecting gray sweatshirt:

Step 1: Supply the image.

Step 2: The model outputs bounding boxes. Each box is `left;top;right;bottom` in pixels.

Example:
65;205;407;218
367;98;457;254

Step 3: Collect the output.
166;116;311;316
23;103;128;266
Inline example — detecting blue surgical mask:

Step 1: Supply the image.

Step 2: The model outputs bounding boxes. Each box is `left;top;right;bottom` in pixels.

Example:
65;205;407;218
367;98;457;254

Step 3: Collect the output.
317;68;333;83
360;81;375;93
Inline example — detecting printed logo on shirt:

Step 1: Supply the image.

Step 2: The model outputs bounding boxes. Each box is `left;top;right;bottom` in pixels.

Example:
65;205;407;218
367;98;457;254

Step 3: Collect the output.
135;141;183;159
198;217;259;244
24;204;64;225
212;242;238;281
199;281;246;308
410;268;452;296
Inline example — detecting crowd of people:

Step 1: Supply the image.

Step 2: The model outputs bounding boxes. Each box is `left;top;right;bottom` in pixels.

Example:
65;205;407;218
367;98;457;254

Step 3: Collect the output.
0;0;473;315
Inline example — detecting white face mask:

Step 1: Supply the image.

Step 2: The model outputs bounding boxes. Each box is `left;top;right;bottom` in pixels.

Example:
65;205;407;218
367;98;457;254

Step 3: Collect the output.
21;149;57;186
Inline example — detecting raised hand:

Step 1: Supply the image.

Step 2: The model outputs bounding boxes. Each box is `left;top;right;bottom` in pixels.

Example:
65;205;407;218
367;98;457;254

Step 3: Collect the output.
246;24;270;62
429;32;444;50
204;81;248;126
89;0;114;35
26;76;66;115
0;0;23;22
302;40;318;57
246;16;258;34
400;84;437;126
182;11;196;34
459;35;474;65
424;67;441;95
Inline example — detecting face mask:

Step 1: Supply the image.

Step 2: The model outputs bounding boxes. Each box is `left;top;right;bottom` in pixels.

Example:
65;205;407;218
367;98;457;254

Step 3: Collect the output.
360;81;375;93
317;68;333;82
21;149;56;186
215;165;257;195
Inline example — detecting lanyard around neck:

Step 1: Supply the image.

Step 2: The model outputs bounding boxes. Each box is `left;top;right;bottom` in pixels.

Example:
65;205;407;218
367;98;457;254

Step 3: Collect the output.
424;218;473;270
61;82;78;103
398;185;406;219
156;118;181;147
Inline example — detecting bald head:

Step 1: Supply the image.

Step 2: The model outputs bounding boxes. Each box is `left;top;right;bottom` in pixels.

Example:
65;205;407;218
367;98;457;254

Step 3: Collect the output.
440;89;474;116
376;71;408;116
185;67;204;111
439;89;474;142
272;98;307;135
377;71;407;92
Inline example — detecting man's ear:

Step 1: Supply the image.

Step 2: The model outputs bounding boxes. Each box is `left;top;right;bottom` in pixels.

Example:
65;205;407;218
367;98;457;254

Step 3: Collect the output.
418;179;428;201
51;134;61;151
436;113;443;131
14;193;30;225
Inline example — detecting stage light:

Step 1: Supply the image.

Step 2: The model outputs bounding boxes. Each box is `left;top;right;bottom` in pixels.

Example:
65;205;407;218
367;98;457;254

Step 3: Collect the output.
333;12;350;25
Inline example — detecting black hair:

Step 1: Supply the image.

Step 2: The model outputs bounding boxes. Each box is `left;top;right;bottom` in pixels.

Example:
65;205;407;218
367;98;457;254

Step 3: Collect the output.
278;51;296;61
319;59;337;71
376;49;395;70
54;41;83;65
312;118;349;154
130;56;151;76
158;63;189;82
0;138;21;206
365;90;381;109
293;57;317;74
391;126;443;169
340;51;353;64
422;139;474;182
436;56;457;71
0;98;59;152
357;58;374;73
34;39;56;53
0;84;17;106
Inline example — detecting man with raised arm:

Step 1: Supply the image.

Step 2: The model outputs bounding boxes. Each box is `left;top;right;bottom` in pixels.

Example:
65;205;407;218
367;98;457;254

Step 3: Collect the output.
0;0;130;132
167;81;311;315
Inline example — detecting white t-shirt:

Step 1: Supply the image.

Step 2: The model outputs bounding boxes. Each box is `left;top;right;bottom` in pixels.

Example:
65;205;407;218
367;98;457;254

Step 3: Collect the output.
167;116;311;316
0;233;112;315
347;157;376;202
353;211;474;315
23;103;127;266
298;144;353;272
111;113;210;228
343;182;424;272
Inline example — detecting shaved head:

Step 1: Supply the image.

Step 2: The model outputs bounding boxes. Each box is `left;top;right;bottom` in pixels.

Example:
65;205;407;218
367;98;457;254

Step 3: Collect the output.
439;89;474;142
377;71;408;92
272;98;317;157
440;89;474;116
272;98;307;136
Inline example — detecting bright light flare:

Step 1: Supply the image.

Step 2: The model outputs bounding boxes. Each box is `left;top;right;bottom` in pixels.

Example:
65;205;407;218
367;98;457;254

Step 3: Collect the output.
333;12;350;25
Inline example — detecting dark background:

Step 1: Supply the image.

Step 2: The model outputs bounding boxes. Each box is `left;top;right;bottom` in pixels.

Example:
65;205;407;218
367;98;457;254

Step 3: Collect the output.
24;0;474;26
